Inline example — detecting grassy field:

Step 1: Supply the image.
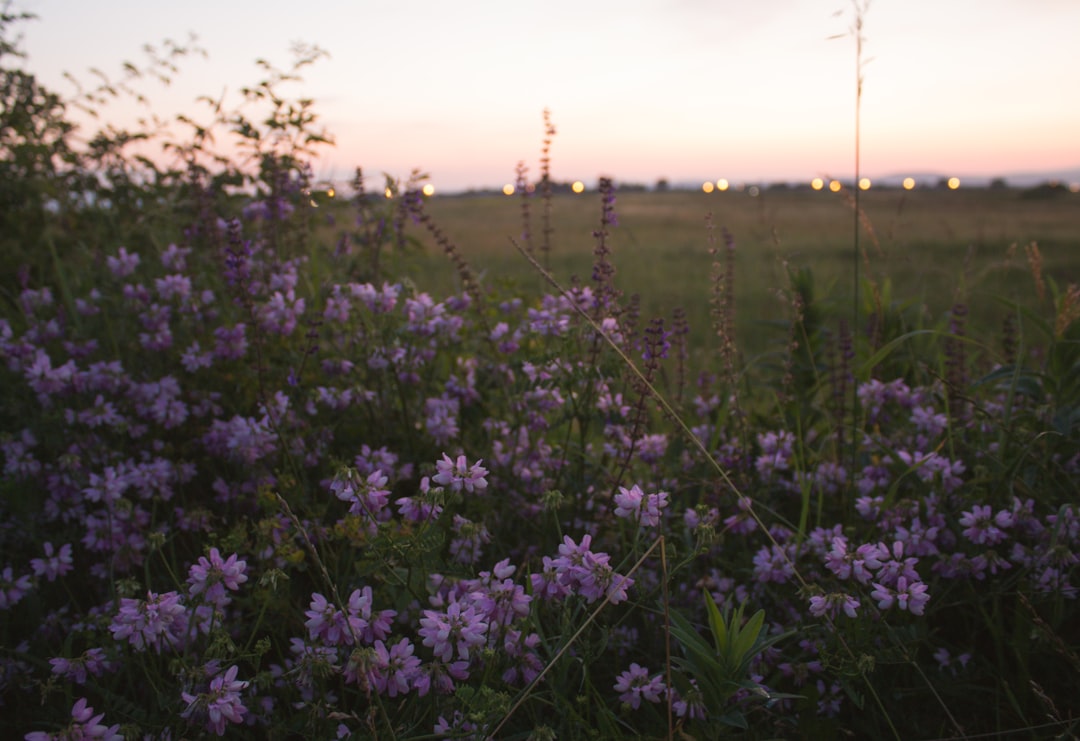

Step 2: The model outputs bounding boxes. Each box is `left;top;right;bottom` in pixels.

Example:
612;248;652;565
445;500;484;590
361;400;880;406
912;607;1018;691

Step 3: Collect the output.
369;186;1080;371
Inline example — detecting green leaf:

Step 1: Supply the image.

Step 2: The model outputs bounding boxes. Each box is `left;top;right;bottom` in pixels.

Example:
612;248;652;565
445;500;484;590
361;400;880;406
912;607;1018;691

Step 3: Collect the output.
731;608;766;668
715;710;749;729
704;590;729;656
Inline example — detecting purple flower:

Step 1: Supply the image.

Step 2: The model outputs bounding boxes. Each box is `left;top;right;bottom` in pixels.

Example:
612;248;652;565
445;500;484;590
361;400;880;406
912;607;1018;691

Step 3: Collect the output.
529;555;571;600
424;397;461;443
259;289;306;335
396;477;444;522
155;273;193;302
752;544;796;584
414;658;470;697
109;590;189;653
181;664;249;736
433;711;479;740
613;484;669;527
613;663;664;709
910;404;948;438
331;469;391;522
959;504;1012;545
934;647;973;675
188;548;248;607
305;592;355;646
670;680;706;720
808;591;861;619
160;243;191;271
203;412;277;464
30;542;73;582
346;586;396;644
0;565;33;609
500;629;544;685
49;648;111;685
755;430;795;479
181;341;213;372
816;679;844;717
212;323;248;361
106;246;140;278
432;453;488;494
544;534;635;604
871;576;930;616
464;559;532;627
448;515;491;565
25;697;122;741
419;599;489;663
367;638;422;697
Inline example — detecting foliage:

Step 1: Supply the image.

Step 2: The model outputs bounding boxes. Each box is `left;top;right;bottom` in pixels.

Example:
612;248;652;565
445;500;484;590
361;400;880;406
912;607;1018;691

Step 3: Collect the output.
2;10;1079;741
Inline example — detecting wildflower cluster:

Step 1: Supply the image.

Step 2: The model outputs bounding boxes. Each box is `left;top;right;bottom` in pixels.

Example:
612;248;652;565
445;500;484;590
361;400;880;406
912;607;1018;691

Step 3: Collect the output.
2;14;1079;738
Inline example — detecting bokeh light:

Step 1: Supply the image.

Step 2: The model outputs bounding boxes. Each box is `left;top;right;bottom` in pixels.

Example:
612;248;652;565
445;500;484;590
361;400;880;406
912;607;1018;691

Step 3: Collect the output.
422;184;436;197
829;180;842;192
326;187;335;199
858;177;871;190
502;184;515;196
572;181;585;194
702;181;715;194
903;177;916;190
384;187;393;199
811;177;824;191
716;178;729;191
947;177;961;190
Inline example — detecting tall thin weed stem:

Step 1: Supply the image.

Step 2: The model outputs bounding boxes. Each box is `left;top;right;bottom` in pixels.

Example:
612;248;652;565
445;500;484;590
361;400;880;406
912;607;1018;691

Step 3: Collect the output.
540;108;556;269
848;0;870;499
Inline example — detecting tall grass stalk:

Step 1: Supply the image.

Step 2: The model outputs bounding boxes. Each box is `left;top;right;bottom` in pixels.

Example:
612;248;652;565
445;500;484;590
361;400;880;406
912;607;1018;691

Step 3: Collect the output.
849;0;869;497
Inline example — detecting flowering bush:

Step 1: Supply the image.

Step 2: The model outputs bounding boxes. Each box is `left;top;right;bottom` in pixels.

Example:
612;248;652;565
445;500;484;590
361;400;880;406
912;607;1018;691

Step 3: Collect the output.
2;11;1079;740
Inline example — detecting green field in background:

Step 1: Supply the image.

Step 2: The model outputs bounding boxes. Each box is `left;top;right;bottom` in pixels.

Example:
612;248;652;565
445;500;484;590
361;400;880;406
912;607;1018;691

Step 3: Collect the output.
358;186;1080;372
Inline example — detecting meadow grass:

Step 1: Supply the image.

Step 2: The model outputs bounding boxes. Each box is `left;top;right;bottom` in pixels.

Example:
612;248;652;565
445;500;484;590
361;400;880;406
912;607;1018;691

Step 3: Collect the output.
377;186;1080;371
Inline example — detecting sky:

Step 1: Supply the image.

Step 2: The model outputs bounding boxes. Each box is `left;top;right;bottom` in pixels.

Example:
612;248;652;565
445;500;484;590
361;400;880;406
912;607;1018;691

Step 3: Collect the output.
16;0;1080;193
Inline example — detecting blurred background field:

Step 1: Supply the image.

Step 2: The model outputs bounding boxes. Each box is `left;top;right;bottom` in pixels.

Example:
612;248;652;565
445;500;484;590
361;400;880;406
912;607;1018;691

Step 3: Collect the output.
349;185;1080;373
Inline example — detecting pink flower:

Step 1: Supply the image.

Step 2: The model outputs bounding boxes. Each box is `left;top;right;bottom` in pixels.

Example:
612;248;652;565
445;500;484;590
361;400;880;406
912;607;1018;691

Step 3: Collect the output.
181;664;249;736
30;542;73;582
368;638;422;697
613;484;669;527
109;590;188;653
432;453;488;494
419;599;489;662
871;577;930;616
305;592;354;646
614;663;664;709
187;548;248;607
24;697;122;741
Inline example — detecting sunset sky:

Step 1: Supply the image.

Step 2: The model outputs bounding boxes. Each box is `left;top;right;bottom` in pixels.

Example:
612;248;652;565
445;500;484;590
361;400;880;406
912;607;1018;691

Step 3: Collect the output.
18;0;1080;192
